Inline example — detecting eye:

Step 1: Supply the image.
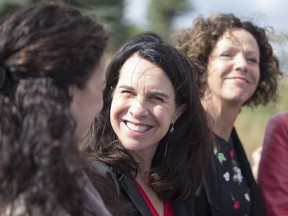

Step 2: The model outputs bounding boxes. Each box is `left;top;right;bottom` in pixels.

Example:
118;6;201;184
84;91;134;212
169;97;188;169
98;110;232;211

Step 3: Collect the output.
149;96;164;103
247;56;258;64
120;90;137;99
220;51;232;57
121;90;133;95
154;96;164;102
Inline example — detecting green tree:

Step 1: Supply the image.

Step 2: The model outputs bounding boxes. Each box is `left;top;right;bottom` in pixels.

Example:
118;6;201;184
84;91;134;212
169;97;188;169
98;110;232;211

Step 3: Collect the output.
0;0;133;51
147;0;191;39
68;0;131;50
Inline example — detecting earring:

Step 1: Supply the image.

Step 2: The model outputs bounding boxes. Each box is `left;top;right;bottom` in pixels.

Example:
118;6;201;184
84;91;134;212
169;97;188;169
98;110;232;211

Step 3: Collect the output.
164;142;168;157
169;124;174;134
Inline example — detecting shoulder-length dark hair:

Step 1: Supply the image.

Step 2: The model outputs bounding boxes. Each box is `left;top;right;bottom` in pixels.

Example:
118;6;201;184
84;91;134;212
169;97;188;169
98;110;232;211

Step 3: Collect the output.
87;32;211;200
173;13;282;106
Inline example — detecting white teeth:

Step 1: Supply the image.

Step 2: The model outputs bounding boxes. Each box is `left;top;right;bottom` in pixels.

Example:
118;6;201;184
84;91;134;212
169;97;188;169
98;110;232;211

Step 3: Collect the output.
126;122;150;132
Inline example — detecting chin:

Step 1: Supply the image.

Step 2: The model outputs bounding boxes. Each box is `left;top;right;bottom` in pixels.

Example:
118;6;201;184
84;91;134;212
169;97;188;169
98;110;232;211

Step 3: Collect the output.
225;97;248;107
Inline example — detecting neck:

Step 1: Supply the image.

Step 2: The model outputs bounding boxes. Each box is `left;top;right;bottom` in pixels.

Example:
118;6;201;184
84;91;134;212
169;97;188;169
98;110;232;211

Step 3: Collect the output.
202;96;241;141
130;151;152;183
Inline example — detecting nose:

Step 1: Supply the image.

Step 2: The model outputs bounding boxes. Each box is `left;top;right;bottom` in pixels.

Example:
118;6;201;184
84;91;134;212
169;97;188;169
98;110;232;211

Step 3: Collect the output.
234;54;248;72
128;97;148;117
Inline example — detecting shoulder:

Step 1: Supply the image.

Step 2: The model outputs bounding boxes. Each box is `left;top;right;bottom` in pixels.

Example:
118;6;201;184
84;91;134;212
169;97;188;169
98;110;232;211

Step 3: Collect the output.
77;171;113;216
264;112;288;141
90;161;121;196
90;161;114;177
268;112;288;128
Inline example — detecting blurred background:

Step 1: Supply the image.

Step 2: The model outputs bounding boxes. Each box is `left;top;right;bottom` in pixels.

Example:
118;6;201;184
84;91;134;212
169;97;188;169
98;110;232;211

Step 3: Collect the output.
1;0;287;163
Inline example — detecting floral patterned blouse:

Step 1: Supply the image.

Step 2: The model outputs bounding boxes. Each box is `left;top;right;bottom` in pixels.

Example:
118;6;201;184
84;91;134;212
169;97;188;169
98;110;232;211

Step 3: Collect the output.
211;132;251;216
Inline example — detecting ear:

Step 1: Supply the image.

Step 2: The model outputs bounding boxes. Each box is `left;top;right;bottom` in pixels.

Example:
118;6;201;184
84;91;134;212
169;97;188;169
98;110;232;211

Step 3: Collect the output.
171;103;186;124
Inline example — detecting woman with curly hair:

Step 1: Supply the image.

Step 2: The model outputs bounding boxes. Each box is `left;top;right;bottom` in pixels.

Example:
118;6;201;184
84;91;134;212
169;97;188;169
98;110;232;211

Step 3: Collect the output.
173;13;282;216
0;2;118;216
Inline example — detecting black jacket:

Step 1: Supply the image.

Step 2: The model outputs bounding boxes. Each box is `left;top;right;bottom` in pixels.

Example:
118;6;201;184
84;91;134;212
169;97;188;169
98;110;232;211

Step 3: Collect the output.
193;128;267;216
91;161;195;216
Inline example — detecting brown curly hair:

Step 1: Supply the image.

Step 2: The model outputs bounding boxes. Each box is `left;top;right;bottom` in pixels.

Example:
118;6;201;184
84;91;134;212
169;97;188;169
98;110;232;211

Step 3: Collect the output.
172;13;282;107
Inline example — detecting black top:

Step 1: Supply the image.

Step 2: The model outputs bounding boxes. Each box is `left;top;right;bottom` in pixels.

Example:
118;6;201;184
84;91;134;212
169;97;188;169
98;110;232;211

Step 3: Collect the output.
212;133;251;216
193;128;267;216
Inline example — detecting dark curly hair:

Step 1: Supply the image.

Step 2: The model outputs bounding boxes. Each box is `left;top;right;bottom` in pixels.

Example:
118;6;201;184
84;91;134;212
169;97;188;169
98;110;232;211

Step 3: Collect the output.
172;13;282;107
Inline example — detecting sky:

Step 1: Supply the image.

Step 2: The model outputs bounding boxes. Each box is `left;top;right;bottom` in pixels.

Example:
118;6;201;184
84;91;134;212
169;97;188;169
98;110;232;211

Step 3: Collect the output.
124;0;288;72
124;0;288;32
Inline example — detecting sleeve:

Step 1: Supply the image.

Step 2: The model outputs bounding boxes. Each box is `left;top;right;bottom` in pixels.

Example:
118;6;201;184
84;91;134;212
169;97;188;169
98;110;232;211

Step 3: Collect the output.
78;172;112;216
258;112;288;216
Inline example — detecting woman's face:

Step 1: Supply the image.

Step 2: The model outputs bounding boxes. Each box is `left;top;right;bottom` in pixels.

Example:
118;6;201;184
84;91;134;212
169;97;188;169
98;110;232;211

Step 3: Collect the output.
70;55;106;140
204;29;260;107
110;54;182;159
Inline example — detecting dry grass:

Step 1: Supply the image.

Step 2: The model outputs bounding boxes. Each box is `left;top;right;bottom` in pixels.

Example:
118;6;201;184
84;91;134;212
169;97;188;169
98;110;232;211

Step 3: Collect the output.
235;80;288;162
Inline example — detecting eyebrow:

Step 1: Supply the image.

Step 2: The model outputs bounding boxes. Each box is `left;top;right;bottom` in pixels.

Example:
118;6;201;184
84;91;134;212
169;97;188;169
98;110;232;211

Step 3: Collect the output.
117;85;170;99
245;50;259;56
148;91;170;100
222;46;259;54
117;85;133;91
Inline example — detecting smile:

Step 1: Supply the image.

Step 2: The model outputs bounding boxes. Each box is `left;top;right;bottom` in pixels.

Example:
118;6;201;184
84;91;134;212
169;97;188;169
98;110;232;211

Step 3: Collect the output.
226;77;249;84
125;121;152;133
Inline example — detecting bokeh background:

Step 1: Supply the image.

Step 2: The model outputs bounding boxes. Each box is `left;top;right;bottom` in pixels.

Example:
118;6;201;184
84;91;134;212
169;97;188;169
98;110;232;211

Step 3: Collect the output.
1;0;287;164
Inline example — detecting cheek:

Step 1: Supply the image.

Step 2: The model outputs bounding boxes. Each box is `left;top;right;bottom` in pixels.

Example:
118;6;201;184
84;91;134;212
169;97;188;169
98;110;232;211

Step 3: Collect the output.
207;64;220;82
110;98;122;126
154;107;175;127
82;90;103;119
254;69;260;83
206;72;221;90
95;98;103;116
110;96;127;115
248;66;260;91
93;92;104;116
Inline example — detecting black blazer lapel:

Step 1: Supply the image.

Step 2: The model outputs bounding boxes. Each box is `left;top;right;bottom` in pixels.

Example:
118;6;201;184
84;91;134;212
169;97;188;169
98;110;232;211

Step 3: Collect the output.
119;174;152;216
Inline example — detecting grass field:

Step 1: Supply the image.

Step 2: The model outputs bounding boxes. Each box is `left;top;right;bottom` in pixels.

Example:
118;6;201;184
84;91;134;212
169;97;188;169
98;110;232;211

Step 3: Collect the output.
235;79;288;163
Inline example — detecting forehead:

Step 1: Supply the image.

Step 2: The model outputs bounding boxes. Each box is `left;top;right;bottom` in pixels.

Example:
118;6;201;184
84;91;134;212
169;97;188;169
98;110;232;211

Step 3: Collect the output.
216;29;259;51
118;54;172;87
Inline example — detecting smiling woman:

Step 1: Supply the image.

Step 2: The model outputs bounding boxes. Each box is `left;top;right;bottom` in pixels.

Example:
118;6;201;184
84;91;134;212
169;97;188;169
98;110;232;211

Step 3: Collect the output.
86;32;211;216
110;53;184;157
205;28;261;118
173;13;282;216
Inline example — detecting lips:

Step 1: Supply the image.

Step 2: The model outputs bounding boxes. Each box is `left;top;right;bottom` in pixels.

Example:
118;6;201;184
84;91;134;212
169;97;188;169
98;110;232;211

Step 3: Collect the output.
226;76;249;84
125;121;152;133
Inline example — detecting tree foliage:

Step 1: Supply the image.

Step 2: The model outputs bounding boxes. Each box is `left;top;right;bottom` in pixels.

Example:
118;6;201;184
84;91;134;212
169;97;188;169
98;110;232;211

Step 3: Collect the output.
0;0;196;51
0;0;131;51
147;0;191;39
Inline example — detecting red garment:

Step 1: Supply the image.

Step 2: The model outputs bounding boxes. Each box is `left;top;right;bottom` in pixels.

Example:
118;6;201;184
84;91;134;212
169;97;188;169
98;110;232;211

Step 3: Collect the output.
258;112;288;216
134;179;175;216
